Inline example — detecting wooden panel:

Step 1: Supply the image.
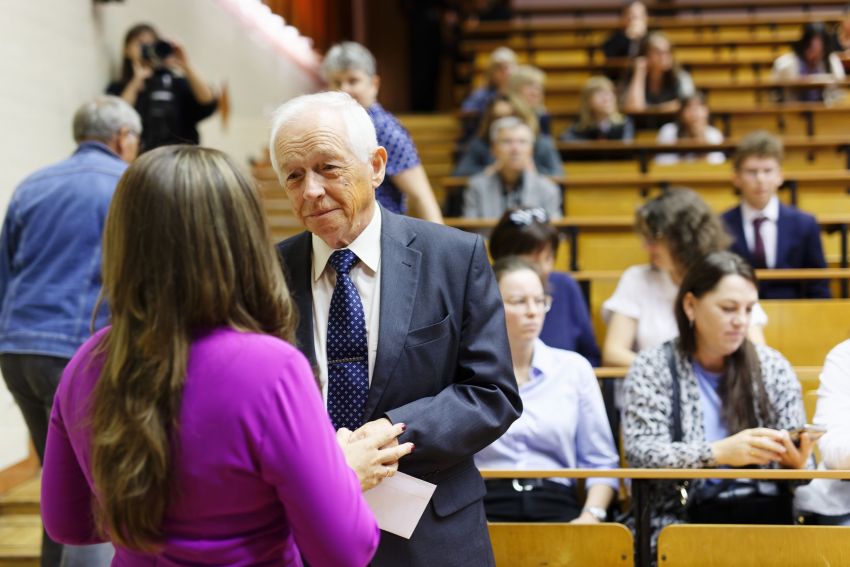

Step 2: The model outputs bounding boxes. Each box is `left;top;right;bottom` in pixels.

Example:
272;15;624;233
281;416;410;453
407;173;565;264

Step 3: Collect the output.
489;522;633;567
657;524;850;567
761;300;850;365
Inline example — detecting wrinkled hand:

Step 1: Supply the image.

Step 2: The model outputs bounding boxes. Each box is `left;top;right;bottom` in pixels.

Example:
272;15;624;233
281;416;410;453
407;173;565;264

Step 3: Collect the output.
336;418;413;491
711;427;788;467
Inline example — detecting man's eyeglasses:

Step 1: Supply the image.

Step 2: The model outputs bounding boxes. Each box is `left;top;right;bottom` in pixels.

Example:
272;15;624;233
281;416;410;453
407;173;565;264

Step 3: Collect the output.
508;208;548;226
504;294;553;313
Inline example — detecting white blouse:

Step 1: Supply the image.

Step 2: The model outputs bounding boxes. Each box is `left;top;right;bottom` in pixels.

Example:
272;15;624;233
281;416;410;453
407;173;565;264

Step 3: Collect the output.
602;264;768;353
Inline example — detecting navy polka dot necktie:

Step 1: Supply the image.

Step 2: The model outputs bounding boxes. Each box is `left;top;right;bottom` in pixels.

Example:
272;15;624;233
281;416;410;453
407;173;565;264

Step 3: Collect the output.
326;249;369;431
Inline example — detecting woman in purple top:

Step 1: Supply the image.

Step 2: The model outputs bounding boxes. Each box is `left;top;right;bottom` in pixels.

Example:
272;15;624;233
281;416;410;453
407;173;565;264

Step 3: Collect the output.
41;145;380;566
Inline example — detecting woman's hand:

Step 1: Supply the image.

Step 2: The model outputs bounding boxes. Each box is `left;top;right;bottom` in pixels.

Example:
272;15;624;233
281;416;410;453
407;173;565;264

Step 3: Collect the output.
711;428;788;467
336;419;414;492
570;512;600;524
165;40;188;72
776;430;813;470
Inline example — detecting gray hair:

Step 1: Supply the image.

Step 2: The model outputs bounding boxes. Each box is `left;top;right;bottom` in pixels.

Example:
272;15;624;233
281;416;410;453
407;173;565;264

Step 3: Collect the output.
72;95;141;144
268;91;378;184
321;41;376;80
490;47;517;67
489;116;532;144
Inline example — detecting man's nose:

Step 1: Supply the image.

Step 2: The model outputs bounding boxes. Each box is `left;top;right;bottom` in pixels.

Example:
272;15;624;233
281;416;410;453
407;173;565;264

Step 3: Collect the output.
302;171;325;200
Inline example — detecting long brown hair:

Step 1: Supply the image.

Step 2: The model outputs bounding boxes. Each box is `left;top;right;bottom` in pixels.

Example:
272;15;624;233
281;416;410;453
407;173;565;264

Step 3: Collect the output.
674;251;772;434
90;145;296;551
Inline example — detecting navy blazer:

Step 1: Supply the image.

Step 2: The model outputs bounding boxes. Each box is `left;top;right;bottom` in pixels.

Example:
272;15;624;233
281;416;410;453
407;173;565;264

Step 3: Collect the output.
277;207;521;567
722;203;831;299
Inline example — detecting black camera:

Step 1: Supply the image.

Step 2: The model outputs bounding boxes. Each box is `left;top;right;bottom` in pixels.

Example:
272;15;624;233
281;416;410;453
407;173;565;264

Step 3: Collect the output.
141;40;174;66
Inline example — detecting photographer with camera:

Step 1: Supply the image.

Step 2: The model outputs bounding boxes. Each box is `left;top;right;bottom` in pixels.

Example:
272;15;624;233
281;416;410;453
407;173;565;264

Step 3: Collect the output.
106;23;217;152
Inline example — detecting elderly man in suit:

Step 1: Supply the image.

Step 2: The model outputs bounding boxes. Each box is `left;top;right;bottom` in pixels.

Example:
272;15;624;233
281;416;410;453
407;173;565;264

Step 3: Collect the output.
270;91;522;566
722;130;830;299
462;116;562;220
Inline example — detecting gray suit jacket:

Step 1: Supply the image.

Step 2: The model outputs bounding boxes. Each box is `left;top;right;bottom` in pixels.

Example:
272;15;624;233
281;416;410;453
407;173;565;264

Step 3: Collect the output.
277;207;521;567
462;170;562;219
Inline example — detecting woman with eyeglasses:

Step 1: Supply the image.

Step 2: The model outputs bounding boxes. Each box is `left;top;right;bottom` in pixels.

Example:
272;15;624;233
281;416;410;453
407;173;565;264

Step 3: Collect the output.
489;207;600;366
475;257;618;523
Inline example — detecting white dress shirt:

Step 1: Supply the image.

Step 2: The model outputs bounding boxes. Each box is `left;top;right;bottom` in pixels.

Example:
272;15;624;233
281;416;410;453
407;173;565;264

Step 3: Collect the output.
741;195;779;269
311;206;382;405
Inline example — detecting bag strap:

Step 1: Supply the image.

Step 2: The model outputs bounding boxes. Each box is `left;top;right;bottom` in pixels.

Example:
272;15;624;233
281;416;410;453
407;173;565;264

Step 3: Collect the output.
665;341;683;443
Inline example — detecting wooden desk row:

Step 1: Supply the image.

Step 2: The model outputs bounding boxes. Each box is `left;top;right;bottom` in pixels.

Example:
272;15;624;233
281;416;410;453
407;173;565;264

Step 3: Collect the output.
463;11;844;37
480;467;850;567
444;214;850;273
505;0;849;19
456;103;850;140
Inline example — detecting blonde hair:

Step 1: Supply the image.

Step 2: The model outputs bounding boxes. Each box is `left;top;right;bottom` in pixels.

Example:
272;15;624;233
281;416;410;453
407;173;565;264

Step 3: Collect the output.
577;76;624;130
91;145;297;551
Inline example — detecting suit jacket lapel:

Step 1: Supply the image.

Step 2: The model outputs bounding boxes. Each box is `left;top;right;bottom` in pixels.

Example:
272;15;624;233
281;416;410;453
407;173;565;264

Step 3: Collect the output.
729;206;751;262
364;209;421;420
775;204;790;269
283;232;317;367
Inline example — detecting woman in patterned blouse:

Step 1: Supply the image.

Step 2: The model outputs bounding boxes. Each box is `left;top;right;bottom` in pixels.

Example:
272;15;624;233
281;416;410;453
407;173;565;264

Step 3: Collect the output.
623;251;811;558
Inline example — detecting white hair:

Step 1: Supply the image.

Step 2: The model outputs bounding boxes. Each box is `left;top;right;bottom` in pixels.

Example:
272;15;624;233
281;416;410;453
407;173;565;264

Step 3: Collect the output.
490;47;517;67
321;41;376;80
489;116;532;144
72;95;141;143
268;91;378;184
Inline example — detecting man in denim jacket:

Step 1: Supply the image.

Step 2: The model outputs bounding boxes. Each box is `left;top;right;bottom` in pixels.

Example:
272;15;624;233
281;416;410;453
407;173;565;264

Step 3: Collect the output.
0;95;140;567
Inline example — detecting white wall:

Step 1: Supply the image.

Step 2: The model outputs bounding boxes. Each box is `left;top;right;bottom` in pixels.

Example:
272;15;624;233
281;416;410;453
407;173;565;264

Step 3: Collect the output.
0;0;319;470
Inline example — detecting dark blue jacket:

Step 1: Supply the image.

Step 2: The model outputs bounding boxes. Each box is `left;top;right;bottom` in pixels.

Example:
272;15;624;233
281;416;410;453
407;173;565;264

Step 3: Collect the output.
540;272;601;366
722;203;831;299
0;142;125;357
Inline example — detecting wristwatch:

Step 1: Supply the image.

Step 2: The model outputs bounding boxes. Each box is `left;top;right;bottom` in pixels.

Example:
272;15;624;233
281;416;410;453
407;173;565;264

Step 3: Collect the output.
582;506;607;521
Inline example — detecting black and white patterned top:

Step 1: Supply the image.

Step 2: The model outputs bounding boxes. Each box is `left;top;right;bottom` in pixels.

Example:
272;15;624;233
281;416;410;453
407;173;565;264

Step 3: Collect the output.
623;339;806;550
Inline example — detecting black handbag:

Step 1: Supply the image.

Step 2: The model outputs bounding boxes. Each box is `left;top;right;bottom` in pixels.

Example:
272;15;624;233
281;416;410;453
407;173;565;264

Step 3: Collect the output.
664;343;794;525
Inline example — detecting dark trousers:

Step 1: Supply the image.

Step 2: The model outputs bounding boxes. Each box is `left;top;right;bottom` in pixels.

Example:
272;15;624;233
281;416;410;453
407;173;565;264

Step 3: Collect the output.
484;479;581;522
687;490;794;525
0;353;113;567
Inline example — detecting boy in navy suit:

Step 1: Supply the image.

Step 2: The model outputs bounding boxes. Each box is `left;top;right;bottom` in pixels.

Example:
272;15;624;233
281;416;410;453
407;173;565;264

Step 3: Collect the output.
721;130;830;299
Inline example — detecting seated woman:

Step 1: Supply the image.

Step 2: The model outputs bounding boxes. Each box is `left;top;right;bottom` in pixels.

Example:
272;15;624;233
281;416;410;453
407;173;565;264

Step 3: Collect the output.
603;188;766;369
509;64;552;136
773;22;845;102
624;251;811;553
489;207;601;365
655;93;725;166
476;257;618;523
453;93;563;178
795;339;850;525
41;146;389;566
622;32;695;114
561;76;635;142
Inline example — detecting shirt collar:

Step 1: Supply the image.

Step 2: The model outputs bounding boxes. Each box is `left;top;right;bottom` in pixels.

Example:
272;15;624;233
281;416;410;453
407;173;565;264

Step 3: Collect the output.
741;195;780;224
75;140;122;160
528;338;554;384
311;205;382;282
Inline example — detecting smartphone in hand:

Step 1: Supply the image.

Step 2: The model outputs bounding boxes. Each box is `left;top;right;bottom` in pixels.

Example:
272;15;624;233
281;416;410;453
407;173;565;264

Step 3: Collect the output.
787;424;827;445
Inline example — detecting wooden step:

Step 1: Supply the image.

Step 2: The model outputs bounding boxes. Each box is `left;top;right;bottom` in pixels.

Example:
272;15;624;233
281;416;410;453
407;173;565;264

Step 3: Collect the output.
0;515;40;566
0;479;39;516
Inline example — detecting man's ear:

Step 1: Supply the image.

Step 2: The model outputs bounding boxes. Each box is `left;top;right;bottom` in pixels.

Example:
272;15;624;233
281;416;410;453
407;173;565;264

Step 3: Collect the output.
370;147;388;188
372;74;381;93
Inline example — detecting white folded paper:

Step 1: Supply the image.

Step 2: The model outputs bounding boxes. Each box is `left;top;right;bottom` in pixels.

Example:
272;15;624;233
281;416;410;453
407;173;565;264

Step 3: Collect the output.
363;472;437;539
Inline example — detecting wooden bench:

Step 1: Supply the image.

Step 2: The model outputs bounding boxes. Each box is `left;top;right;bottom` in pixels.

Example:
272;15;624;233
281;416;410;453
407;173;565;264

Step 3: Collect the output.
480;468;850;567
657;524;850;566
489;522;634;566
